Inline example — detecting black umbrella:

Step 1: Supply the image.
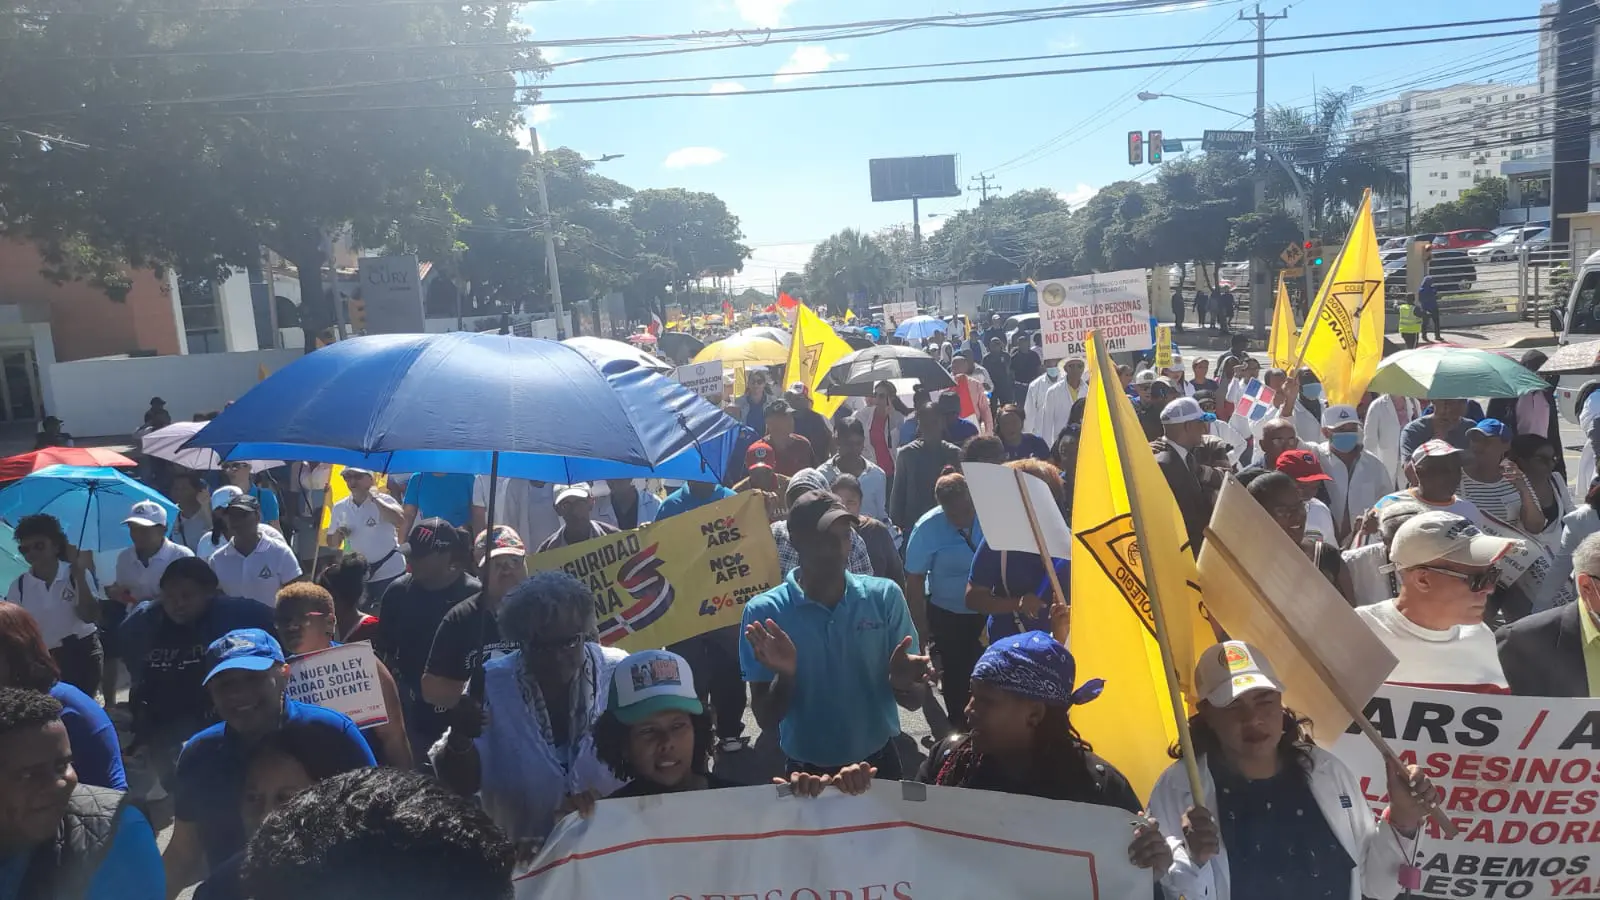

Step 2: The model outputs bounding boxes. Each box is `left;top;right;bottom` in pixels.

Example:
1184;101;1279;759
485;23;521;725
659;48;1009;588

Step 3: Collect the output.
840;332;876;350
656;331;705;363
1537;341;1600;376
816;345;955;397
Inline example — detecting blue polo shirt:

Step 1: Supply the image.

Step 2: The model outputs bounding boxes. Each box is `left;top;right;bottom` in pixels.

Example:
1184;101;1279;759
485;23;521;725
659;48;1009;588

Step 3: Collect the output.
175;700;375;870
656;484;736;520
740;572;918;767
903;508;983;614
401;472;474;526
968;541;1068;640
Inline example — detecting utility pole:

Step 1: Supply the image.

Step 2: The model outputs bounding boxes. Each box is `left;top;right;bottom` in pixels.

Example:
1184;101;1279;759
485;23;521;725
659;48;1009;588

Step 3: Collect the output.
1551;0;1597;251
1242;2;1287;339
969;173;1001;204
529;126;568;339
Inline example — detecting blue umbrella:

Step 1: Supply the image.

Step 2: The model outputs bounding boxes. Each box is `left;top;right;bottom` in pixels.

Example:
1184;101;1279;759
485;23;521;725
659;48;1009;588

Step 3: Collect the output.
0;466;179;554
185;333;746;482
894;315;949;341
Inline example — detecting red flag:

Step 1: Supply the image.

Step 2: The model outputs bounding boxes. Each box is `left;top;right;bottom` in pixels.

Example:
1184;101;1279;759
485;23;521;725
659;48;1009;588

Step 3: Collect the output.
777;292;799;310
955;373;977;419
763;303;777;313
647;312;662;337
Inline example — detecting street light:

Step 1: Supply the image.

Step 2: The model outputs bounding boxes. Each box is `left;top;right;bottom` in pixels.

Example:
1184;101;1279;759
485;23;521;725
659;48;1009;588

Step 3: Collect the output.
1136;91;1250;119
589;153;625;163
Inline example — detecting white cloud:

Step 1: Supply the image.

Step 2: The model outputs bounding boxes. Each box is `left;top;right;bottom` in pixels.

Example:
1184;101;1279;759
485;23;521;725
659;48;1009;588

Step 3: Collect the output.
1059;183;1098;208
774;45;847;84
735;0;794;28
541;46;565;63
663;146;728;169
529;105;555;125
708;82;748;95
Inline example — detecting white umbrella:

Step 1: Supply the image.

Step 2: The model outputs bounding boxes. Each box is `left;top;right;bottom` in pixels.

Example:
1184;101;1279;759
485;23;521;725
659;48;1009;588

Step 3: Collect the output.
138;422;281;472
562;336;672;373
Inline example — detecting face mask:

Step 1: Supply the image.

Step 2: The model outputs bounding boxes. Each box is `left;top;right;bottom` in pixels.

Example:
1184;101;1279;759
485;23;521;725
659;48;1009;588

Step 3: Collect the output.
1302;383;1324;400
1328;432;1361;453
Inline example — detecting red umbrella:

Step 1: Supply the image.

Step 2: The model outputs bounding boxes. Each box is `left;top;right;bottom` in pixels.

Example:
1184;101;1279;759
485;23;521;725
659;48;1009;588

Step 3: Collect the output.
0;447;136;483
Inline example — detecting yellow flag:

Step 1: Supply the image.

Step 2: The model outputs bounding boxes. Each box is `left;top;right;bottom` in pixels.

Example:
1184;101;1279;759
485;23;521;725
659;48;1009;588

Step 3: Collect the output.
843;308;856;322
1071;332;1215;799
1292;189;1386;405
1268;275;1298;370
731;363;747;401
318;465;388;534
783;303;853;417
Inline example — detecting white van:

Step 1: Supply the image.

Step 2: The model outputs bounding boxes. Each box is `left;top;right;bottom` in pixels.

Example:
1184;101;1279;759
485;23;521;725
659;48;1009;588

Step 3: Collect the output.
1553;249;1600;422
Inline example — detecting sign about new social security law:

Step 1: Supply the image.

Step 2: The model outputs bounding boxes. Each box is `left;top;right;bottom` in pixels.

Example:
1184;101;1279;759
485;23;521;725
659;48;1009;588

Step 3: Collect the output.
517;783;1147;900
524;493;780;652
672;360;724;401
1038;269;1153;359
1331;686;1600;900
286;642;387;728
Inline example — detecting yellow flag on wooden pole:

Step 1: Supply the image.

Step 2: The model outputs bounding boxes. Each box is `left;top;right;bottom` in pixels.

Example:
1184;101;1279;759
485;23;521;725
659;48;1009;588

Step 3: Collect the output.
1268;274;1298;370
1291;189;1386;405
1071;331;1214;801
782;303;853;417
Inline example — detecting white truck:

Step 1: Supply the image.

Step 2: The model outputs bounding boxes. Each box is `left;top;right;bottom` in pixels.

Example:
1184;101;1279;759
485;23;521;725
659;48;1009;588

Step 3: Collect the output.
1553;249;1600;423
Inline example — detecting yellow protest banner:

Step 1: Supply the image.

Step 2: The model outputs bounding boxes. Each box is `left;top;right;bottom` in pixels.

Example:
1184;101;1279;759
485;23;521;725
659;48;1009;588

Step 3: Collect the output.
1268;275;1298;370
525;492;781;651
783;303;854;417
1292;189;1385;405
1071;331;1215;799
318;465;388;533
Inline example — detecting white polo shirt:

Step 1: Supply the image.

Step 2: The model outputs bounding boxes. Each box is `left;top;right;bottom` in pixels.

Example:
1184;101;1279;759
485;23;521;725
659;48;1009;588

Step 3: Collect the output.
327;493;407;581
114;540;194;605
3;562;97;649
196;523;286;562
208;537;302;607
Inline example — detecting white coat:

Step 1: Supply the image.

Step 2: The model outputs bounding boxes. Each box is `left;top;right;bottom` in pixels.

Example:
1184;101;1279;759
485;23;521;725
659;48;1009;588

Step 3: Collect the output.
1023;371;1088;444
848;405;906;474
1149;748;1409;900
1363;395;1422;490
1314;442;1393;539
1579;389;1600;494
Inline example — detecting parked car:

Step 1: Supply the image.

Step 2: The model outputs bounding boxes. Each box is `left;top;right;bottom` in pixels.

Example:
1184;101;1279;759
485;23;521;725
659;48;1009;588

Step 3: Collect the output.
1383;249;1476;297
1468;226;1547;262
1432;229;1497;250
1493;221;1547;237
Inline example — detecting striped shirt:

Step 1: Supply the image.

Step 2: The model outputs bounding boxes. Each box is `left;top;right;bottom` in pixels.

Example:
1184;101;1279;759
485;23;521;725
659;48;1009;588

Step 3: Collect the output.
1458;474;1523;526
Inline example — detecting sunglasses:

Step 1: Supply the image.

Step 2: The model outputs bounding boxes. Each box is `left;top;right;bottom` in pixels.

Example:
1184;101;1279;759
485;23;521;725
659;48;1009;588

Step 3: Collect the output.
1419;566;1498;592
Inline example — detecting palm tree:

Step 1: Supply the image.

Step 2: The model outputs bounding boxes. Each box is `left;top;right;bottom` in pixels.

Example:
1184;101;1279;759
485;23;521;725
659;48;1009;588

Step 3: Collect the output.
803;228;894;315
1267;88;1405;234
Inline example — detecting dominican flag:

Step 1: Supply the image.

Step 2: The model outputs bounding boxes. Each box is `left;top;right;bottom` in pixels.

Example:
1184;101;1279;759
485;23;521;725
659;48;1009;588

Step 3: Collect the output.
1233;378;1277;423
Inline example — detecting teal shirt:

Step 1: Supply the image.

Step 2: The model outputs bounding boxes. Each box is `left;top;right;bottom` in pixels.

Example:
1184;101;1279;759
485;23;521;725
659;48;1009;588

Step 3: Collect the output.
903;507;983;614
740;572;919;767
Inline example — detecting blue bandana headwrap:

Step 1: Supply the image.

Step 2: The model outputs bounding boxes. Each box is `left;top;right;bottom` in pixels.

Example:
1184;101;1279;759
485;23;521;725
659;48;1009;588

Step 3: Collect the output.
970;631;1104;708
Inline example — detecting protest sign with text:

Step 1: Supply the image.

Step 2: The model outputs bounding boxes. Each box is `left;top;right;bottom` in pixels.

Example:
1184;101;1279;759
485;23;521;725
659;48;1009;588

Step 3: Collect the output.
1038;270;1153;360
517;783;1148;900
673;360;724;402
286;642;387;728
524;492;780;651
1332;686;1600;900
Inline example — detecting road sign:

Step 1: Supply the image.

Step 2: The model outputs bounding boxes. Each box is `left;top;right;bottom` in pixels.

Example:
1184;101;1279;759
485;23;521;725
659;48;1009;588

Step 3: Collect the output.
1201;130;1255;152
1280;243;1304;267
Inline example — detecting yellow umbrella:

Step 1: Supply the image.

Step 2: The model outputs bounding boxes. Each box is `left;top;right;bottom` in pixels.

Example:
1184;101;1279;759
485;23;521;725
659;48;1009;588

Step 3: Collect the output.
693;335;790;366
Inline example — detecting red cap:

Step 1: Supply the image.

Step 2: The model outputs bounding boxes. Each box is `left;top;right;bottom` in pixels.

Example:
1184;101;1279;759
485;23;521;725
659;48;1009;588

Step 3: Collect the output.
1276;448;1331;482
745;440;775;471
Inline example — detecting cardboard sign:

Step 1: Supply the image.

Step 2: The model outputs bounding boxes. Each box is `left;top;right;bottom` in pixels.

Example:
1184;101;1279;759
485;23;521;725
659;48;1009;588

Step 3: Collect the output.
286;642;388;728
883;300;918;326
1037;269;1153;358
1153;325;1172;369
672;360;724;401
964;462;1071;560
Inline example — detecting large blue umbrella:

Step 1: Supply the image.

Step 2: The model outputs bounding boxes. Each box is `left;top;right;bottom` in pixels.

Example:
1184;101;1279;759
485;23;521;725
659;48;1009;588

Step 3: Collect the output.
185;333;746;482
894;315;948;341
0;465;179;554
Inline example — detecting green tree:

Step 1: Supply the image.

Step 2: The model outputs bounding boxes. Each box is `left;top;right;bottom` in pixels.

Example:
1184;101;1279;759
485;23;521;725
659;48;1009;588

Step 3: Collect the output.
778;271;806;298
803;229;893;314
923;188;1076;284
1414;178;1510;233
1266;88;1406;233
626;188;751;318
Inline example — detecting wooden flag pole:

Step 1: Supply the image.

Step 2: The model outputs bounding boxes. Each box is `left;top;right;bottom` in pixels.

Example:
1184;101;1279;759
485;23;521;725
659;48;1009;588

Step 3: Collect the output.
1013;468;1069;644
1091;330;1206;805
1201;526;1459;839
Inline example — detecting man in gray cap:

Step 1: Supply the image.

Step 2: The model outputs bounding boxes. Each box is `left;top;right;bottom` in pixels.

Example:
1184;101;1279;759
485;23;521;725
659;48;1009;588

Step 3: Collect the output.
1152;397;1223;554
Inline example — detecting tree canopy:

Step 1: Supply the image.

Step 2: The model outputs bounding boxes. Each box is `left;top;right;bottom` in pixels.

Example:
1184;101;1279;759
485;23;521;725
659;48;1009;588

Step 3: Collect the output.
1413;178;1510;233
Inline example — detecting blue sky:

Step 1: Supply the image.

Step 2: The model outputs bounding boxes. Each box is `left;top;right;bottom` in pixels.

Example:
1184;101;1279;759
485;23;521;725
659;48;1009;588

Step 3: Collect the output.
519;0;1545;288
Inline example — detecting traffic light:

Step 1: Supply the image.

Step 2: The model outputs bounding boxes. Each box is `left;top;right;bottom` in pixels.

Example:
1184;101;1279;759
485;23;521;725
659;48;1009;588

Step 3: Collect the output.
1127;131;1144;166
348;298;366;333
1147;130;1163;164
1304;240;1323;267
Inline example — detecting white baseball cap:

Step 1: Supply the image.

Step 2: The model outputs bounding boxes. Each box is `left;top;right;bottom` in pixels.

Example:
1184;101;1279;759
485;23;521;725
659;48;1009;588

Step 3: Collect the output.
1194;641;1284;708
607;649;704;724
554;483;593;506
1388;510;1520;570
123;500;168;529
1160;397;1207;424
1321;405;1360;428
210;485;244;510
1135;368;1159;385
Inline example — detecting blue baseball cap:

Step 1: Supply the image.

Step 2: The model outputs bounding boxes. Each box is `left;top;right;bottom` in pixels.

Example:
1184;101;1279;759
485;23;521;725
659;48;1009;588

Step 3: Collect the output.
203;628;286;684
1469;418;1510;440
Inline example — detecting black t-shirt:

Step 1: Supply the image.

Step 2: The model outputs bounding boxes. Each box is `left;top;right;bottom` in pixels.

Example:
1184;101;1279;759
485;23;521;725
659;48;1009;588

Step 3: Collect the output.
425;592;517;683
917;736;1143;813
608;772;743;798
119;595;276;734
373;572;480;695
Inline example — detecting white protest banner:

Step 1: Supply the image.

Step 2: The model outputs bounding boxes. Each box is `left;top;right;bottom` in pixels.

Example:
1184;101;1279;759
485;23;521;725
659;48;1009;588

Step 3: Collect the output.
517;783;1147;900
1332;686;1600;900
673;360;724;401
1037;270;1153;359
883;300;918;327
962;462;1071;560
285;642;388;728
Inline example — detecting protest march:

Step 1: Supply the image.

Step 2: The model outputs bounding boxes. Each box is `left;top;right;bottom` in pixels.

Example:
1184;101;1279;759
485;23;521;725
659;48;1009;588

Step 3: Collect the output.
2;190;1600;900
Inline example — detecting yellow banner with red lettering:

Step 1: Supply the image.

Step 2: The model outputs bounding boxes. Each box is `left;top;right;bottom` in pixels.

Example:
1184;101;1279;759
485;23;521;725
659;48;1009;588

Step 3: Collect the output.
524;492;781;651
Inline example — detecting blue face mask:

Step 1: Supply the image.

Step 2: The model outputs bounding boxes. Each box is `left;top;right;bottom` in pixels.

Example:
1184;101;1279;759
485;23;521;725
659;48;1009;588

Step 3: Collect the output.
1302;383;1324;400
1328;431;1361;453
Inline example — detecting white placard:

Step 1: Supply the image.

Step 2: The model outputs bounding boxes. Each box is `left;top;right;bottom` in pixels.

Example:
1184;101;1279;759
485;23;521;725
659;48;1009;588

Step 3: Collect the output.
962;462;1072;559
883;300;918;326
286;642;388;728
1037;269;1153;359
357;255;426;335
517;783;1147;899
672;360;724;401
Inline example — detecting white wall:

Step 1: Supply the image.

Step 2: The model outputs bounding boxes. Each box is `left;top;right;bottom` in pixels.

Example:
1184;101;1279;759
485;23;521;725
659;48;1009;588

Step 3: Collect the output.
213;270;262;352
44;348;302;436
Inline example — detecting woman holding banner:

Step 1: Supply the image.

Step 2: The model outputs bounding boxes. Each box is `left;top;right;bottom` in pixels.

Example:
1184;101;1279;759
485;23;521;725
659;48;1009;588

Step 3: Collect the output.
1150;641;1438;900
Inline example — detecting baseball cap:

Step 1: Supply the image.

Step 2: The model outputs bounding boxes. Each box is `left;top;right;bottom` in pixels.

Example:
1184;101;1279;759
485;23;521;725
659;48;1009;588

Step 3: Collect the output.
1321;405;1360;428
1410;439;1465;465
1134;369;1158;385
745;441;775;471
210;486;243;510
341;467;373;478
786;381;808;397
787;490;857;536
398;518;464;556
1160;397;1206;424
554;483;592;506
149;397;166;407
224;493;261;514
1276;449;1331;483
1194;641;1284;708
203;629;285;685
608;649;704;725
475;526;527;562
124;500;169;528
1468;418;1511;440
1388;510;1519;570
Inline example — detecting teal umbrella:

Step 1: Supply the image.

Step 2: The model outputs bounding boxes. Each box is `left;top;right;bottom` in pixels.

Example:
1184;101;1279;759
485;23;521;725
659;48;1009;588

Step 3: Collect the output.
1367;347;1548;399
0;521;27;589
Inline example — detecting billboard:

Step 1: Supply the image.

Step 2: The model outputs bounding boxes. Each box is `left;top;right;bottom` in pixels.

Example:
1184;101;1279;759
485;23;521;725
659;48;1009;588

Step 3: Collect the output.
357;255;426;335
868;155;960;202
